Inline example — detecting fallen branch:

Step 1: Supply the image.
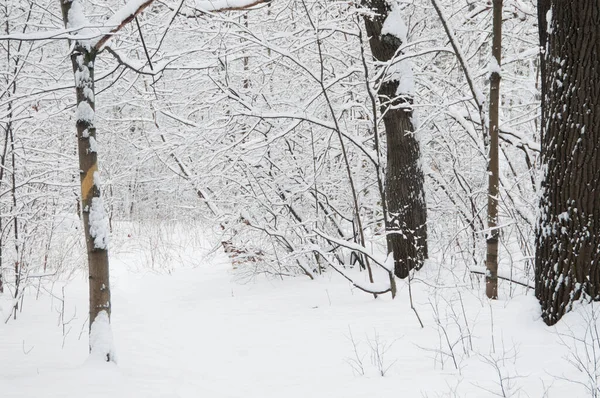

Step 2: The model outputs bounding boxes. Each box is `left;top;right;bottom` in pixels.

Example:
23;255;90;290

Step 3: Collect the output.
469;267;534;289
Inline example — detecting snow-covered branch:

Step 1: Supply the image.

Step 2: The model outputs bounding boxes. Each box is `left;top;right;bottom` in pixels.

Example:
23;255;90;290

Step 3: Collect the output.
194;0;271;12
313;229;390;272
0;0;273;49
93;0;155;50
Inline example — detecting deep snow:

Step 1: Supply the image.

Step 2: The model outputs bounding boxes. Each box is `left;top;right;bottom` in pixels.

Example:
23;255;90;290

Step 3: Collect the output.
0;226;596;397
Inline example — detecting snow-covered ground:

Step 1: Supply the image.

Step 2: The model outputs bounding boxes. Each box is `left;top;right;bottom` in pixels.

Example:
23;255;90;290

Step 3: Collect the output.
0;227;596;397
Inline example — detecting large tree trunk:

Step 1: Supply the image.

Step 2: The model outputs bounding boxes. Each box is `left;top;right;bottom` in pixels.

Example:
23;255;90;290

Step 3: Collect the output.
362;1;428;279
535;1;600;325
59;0;113;360
485;0;502;299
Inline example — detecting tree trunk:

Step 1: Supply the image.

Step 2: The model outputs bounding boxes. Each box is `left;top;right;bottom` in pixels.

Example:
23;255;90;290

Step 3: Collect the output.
59;0;113;360
535;1;600;325
362;1;428;279
485;0;502;299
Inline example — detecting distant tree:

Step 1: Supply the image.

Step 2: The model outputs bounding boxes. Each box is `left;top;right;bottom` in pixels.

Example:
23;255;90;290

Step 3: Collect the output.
535;1;600;325
485;0;502;299
362;0;428;279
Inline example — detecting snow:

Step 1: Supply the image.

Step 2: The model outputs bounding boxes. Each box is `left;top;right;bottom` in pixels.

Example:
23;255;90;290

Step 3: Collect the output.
74;63;91;87
380;4;414;95
67;1;89;34
88;136;98;153
88;197;109;249
83;87;94;101
488;56;501;78
93;171;102;188
381;4;408;44
195;0;266;11
0;225;597;398
101;0;152;31
392;58;415;95
67;0;94;49
0;0;270;47
89;310;116;362
76;102;95;124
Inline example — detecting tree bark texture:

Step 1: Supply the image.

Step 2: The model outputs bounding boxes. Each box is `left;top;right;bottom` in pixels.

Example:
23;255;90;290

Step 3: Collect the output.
535;1;600;325
362;0;428;279
59;0;112;355
486;0;502;299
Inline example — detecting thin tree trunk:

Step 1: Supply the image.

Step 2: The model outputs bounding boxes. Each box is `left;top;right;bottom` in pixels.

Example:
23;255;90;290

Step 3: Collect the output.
3;4;27;311
301;0;376;288
0;5;11;296
486;0;502;299
59;0;112;359
362;0;428;279
9;126;20;319
535;1;600;325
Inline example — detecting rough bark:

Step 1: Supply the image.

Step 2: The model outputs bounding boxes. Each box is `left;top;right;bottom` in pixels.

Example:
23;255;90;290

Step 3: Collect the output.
535;1;600;325
486;0;502;299
362;0;428;279
59;0;112;358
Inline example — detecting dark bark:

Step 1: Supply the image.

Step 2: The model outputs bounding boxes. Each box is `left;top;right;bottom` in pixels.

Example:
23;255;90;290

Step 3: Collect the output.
362;0;428;279
535;1;600;325
486;0;502;299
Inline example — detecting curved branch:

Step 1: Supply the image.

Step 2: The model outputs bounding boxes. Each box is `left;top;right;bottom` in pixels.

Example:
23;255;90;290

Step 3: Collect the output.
314;250;391;295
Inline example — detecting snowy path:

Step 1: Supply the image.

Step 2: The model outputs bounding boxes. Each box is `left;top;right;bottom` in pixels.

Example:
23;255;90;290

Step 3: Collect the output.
0;232;592;397
1;245;430;397
107;262;432;397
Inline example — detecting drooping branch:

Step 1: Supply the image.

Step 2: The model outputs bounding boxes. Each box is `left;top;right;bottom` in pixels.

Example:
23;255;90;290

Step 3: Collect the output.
313;250;391;295
93;0;155;50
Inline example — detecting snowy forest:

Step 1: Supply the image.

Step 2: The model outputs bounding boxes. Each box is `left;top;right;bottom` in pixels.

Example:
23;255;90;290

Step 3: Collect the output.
0;0;599;396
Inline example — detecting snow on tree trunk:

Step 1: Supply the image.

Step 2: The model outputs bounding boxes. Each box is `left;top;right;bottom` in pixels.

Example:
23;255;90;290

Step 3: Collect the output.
535;1;600;325
362;0;427;279
89;310;116;362
59;0;113;360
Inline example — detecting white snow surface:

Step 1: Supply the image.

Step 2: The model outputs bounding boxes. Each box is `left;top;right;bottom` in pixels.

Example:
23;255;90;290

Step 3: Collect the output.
0;225;598;397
